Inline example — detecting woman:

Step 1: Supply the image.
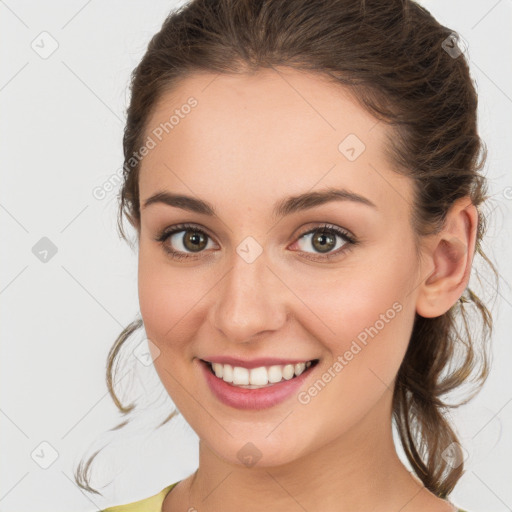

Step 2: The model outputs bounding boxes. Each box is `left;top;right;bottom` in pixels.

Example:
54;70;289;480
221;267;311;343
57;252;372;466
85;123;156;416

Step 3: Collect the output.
76;0;496;510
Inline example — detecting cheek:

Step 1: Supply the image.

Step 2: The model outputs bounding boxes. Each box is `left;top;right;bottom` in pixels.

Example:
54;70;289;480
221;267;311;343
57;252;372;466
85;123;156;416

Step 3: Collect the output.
288;250;417;370
287;261;417;432
137;244;194;347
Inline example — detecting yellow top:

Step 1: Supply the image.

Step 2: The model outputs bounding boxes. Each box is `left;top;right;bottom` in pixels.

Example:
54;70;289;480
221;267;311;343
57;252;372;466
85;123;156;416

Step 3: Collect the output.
101;481;180;512
100;480;469;512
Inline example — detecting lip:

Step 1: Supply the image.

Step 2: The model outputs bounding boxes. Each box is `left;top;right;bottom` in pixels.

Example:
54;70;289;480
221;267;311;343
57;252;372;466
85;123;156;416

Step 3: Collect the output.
201;356;316;369
197;358;319;410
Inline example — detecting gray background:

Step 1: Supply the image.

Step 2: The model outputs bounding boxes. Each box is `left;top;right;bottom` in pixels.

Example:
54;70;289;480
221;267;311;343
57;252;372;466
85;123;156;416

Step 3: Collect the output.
1;1;511;511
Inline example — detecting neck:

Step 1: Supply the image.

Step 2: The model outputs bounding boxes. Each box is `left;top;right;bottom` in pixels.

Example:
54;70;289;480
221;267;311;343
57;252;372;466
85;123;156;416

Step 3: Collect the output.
176;391;441;512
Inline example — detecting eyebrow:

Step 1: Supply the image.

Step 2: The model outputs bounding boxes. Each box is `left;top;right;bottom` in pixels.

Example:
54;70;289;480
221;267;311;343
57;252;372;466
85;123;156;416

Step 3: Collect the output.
142;187;377;218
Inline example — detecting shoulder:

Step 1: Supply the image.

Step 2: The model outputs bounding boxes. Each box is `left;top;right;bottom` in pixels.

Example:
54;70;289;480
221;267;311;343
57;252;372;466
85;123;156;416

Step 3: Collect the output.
100;481;180;512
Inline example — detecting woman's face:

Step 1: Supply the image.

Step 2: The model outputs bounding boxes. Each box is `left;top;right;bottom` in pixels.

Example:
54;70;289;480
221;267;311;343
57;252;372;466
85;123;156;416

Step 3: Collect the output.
137;68;426;467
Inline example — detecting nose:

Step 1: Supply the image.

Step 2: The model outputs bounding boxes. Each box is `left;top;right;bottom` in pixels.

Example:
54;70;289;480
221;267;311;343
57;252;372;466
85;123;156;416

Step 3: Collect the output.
208;252;288;344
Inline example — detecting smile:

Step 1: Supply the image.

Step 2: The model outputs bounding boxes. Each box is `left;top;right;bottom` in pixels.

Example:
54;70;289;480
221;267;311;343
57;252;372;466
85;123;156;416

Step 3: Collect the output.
202;359;319;388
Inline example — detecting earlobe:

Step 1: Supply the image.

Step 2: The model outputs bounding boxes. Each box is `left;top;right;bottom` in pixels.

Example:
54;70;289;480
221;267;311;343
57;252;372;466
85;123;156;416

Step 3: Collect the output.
416;197;478;318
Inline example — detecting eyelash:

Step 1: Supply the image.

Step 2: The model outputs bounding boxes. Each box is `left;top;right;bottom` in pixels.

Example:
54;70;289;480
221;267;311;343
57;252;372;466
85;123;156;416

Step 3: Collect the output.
154;222;358;262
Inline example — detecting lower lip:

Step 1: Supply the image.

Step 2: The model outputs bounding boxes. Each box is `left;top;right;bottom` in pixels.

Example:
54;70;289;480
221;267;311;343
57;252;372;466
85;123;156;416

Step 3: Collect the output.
198;359;317;410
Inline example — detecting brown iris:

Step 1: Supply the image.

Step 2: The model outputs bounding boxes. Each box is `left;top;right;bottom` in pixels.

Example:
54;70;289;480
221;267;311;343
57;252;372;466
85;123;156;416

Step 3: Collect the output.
311;228;336;253
182;229;208;252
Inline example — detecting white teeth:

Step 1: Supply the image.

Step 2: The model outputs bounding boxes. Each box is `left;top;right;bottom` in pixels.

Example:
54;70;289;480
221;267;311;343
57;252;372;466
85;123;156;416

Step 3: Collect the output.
222;364;233;383
233;366;249;385
268;365;283;383
295;362;306;376
209;360;315;388
249;366;268;386
282;364;295;380
213;363;223;379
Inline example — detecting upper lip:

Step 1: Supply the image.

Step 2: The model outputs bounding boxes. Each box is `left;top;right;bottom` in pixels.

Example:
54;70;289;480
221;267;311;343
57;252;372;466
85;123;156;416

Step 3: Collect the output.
200;356;318;369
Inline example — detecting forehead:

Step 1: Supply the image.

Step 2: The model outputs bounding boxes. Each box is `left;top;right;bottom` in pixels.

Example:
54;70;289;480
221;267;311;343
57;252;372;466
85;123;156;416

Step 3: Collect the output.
138;67;413;221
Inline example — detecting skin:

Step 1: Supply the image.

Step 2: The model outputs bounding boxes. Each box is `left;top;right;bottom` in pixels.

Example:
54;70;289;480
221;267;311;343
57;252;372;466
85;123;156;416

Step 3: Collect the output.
135;67;477;512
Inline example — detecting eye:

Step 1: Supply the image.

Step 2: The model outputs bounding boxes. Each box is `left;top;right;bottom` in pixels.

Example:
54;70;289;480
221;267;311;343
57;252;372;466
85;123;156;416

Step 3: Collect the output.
291;223;357;261
154;222;357;262
154;223;216;260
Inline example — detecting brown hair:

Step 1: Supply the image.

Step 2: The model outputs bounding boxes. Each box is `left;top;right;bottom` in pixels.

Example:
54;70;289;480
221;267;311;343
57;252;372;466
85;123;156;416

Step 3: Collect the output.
75;0;496;499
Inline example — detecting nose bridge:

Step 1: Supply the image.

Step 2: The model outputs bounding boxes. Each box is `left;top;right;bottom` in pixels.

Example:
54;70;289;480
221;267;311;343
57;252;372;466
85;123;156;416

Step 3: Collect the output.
209;247;287;343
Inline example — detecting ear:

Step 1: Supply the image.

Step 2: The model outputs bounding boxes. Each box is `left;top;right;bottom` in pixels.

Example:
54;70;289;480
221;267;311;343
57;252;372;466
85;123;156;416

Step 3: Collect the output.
416;197;478;318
